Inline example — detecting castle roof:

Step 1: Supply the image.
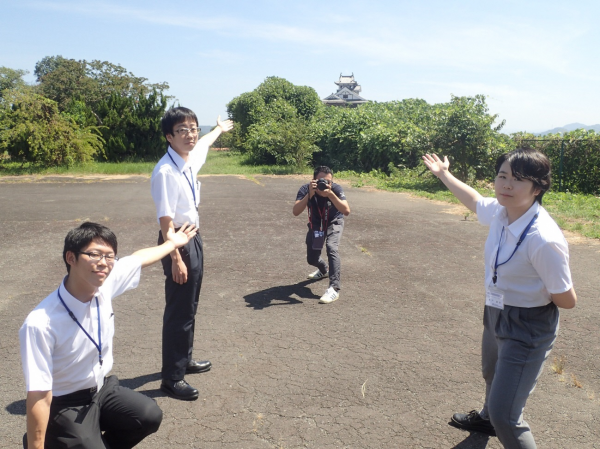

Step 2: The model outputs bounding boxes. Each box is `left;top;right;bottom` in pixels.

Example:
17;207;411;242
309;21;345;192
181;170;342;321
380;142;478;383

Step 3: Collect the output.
323;74;368;107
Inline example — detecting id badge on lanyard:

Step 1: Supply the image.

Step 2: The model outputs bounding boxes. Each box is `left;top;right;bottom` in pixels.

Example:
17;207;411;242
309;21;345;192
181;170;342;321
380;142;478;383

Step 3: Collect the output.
95;363;105;390
309;197;328;250
486;284;505;310
487;213;538;310
312;230;325;250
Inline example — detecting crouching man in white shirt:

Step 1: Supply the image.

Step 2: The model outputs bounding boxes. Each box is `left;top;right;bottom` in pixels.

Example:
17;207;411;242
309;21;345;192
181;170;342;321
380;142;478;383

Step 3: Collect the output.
20;221;196;449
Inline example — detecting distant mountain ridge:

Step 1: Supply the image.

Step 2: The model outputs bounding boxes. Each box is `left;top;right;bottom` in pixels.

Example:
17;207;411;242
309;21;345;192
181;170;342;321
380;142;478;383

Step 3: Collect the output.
538;123;600;136
199;125;213;137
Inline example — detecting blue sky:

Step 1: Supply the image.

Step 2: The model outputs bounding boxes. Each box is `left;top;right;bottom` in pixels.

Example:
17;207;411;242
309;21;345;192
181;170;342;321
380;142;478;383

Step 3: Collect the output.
1;0;599;133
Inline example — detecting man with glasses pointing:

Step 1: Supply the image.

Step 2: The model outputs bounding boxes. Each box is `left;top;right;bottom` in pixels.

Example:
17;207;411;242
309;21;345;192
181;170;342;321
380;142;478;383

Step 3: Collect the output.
20;221;197;448
151;107;233;400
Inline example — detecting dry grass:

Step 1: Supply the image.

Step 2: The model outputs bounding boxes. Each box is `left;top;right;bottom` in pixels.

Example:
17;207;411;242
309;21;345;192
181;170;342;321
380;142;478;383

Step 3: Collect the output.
551;355;566;375
252;413;264;433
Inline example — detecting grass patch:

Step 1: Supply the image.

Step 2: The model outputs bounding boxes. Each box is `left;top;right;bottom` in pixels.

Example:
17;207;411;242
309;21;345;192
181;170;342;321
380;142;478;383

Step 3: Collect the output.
0;150;311;177
0;160;156;176
199;151;311;176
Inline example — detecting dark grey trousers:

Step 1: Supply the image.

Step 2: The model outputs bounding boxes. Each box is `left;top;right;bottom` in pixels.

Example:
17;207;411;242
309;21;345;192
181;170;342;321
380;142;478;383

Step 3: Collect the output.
30;375;162;449
306;217;344;290
481;303;559;449
158;232;203;381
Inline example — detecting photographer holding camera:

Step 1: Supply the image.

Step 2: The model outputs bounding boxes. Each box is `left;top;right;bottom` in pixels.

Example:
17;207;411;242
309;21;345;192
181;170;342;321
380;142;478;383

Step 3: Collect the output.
293;166;351;304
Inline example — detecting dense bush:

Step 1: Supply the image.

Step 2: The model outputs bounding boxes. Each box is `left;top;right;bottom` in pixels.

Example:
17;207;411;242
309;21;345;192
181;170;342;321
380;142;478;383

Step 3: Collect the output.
229;78;600;193
312;95;507;182
0;89;103;166
227;77;322;166
95;89;167;161
1;57;169;165
245;116;319;166
512;130;600;194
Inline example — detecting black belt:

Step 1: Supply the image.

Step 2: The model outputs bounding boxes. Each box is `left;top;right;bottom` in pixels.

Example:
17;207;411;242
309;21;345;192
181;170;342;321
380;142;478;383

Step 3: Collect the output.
57;385;97;398
53;385;98;405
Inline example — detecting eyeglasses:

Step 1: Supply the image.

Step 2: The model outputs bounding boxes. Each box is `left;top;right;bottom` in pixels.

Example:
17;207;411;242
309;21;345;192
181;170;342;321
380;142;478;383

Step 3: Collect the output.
78;252;119;262
174;127;201;136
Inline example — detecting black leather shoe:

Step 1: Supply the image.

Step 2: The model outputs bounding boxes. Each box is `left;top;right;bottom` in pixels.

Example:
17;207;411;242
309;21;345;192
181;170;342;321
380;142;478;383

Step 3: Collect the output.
449;410;496;436
160;379;199;401
186;359;212;374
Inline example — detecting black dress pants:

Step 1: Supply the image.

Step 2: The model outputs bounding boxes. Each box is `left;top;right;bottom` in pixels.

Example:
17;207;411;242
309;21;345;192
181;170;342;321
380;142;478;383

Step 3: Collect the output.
26;375;162;449
158;232;203;381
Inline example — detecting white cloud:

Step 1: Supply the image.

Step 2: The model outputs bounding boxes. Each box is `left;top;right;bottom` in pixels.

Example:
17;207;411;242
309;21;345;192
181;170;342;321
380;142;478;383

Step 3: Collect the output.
28;0;596;81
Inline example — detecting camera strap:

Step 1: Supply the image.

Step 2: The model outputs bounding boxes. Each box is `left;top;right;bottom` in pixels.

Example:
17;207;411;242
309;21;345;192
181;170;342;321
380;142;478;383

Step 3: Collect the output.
307;195;329;232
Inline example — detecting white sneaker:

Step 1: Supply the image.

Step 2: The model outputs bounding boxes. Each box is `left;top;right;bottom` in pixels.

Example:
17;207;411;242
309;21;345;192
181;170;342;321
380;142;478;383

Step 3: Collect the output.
307;269;328;280
319;287;339;304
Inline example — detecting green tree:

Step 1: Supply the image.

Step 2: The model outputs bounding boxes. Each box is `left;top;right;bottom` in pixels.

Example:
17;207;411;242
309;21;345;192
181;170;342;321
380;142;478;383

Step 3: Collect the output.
0;67;29;99
35;56;170;111
95;89;167;161
0;88;103;166
431;95;507;181
245;115;319;166
34;55;68;82
36;58;94;110
227;77;322;140
226;77;322;166
33;56;170;161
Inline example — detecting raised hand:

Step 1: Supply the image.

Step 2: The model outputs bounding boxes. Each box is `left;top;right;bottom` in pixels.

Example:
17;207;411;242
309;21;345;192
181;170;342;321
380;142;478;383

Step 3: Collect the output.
422;153;450;178
167;222;197;248
217;115;234;133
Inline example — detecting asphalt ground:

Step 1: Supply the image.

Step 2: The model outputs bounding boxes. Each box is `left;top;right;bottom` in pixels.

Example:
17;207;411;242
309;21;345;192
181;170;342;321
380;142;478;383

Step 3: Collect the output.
0;174;599;449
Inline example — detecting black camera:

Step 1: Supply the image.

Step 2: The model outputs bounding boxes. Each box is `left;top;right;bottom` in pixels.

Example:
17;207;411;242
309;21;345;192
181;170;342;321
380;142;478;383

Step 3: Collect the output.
317;178;330;191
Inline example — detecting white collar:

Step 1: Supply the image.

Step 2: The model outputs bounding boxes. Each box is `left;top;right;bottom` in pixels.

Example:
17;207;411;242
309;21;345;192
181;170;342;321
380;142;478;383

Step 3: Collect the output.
58;278;97;312
505;201;540;237
167;146;189;172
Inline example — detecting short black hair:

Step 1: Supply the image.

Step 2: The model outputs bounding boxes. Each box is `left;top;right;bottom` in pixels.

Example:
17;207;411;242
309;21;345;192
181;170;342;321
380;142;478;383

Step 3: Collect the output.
63;222;118;273
161;107;198;138
313;165;333;179
495;147;551;204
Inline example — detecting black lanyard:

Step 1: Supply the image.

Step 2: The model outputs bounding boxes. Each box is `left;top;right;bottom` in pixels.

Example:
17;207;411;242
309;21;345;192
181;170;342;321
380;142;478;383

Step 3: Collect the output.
493;213;538;284
57;290;103;366
167;151;196;204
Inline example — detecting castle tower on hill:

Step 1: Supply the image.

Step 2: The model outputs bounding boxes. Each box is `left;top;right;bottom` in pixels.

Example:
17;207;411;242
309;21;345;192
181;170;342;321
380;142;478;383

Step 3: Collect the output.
322;73;368;107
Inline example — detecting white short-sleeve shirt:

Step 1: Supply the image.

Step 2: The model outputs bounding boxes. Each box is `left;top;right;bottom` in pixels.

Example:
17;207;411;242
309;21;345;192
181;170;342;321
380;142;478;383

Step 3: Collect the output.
19;255;142;396
477;198;572;307
150;143;210;228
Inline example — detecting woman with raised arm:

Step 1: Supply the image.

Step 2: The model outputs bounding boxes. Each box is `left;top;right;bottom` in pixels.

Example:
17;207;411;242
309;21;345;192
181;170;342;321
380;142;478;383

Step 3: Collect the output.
422;148;576;449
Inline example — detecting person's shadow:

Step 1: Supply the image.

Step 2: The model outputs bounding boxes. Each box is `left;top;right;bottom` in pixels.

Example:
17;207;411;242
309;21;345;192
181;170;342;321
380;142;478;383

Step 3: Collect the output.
119;372;166;399
450;429;492;448
244;279;322;309
6;399;26;416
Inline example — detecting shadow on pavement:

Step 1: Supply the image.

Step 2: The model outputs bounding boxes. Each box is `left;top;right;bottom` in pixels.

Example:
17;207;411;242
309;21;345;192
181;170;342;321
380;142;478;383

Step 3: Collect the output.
119;373;168;399
6;399;26;416
119;372;162;390
450;429;491;448
244;279;321;309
